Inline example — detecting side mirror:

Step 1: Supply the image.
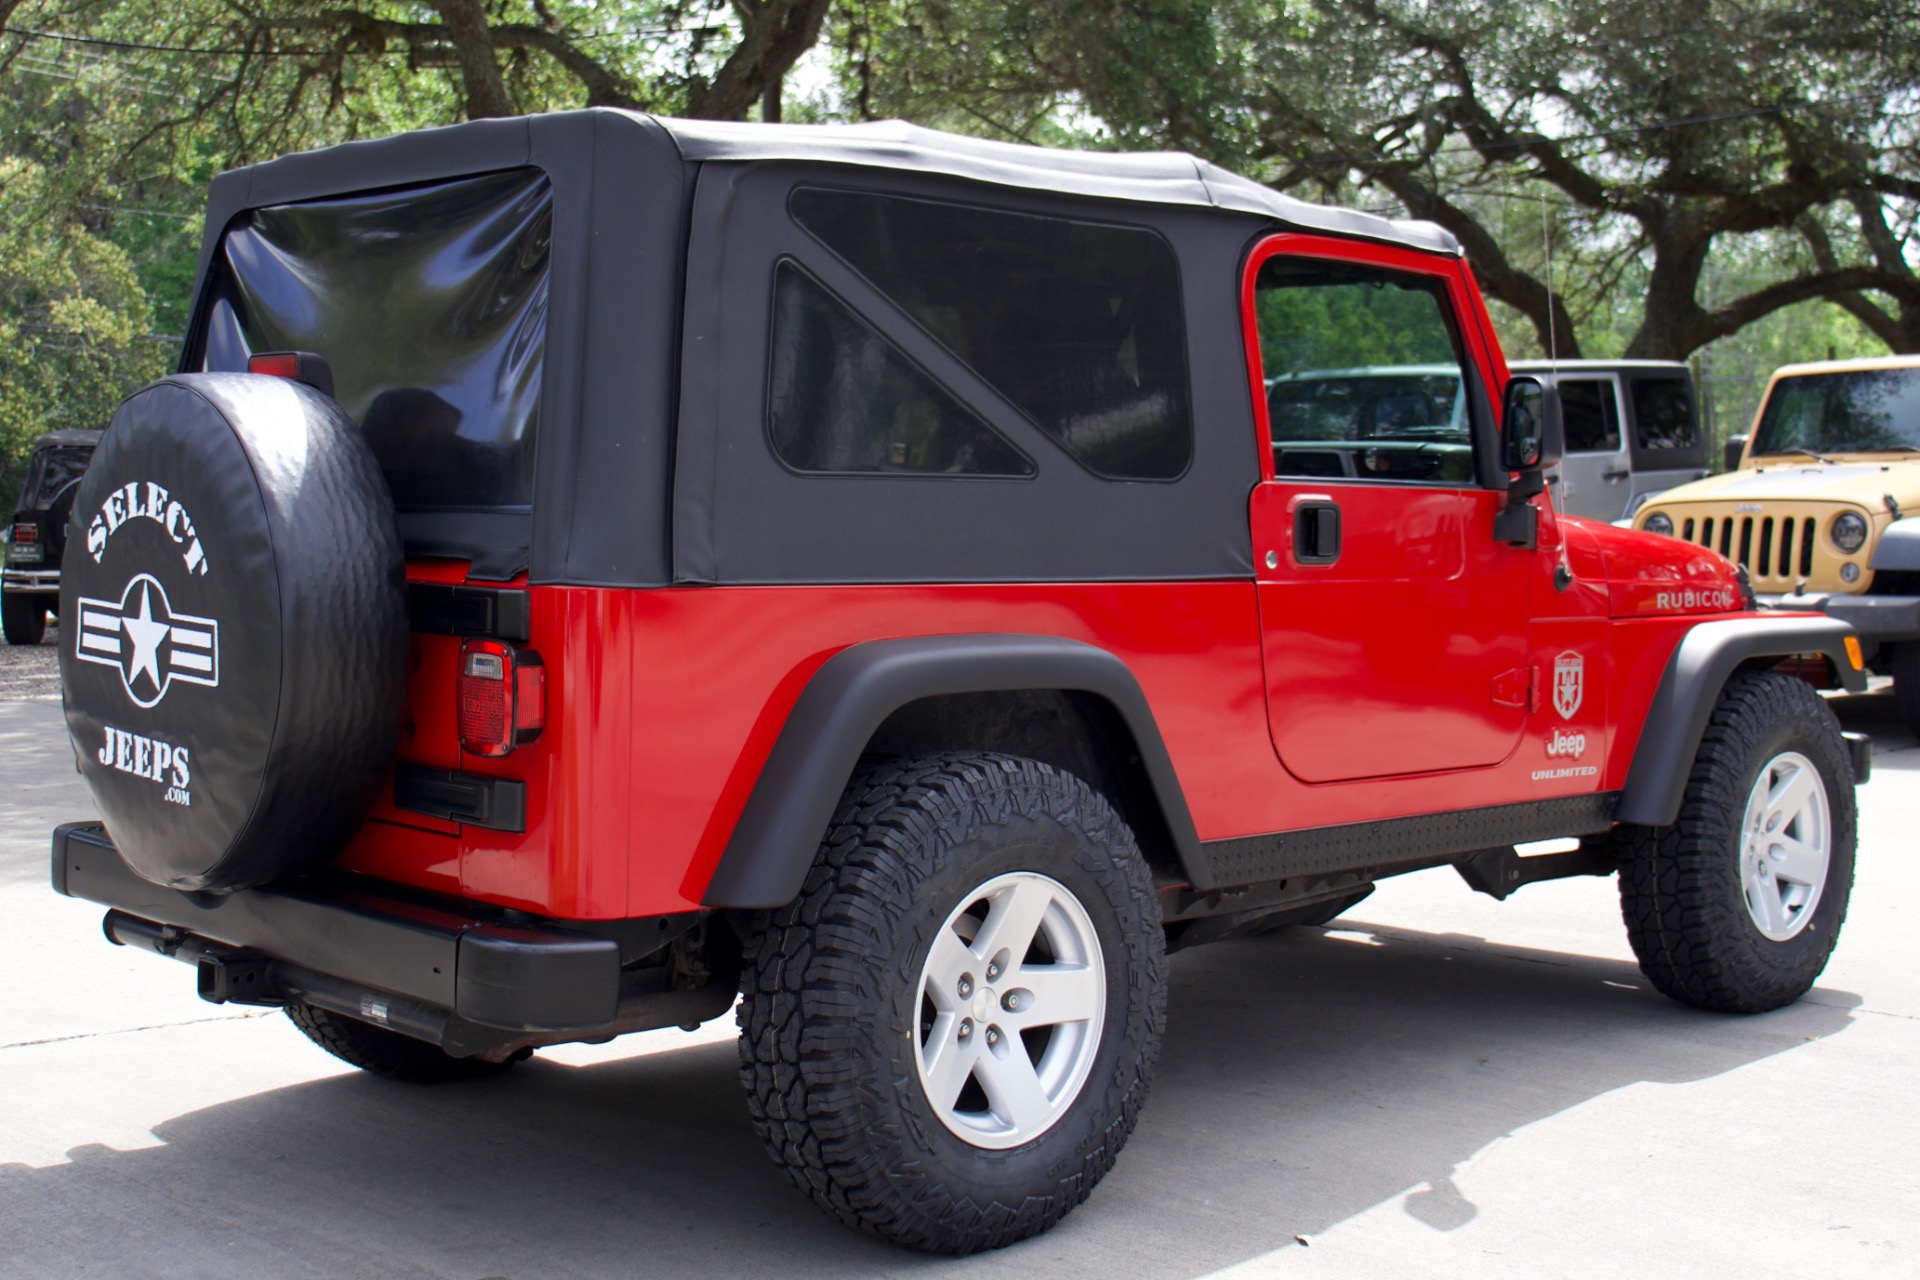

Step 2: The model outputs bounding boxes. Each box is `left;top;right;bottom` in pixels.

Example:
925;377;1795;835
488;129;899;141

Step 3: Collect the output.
1501;376;1564;472
1494;377;1563;549
1723;434;1748;472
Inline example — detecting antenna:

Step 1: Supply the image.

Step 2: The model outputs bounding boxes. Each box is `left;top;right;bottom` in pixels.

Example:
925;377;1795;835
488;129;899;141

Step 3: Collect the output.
1542;189;1557;369
1541;188;1571;559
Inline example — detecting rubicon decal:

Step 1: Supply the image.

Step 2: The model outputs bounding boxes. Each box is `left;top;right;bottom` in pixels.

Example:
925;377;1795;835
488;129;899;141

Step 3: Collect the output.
1651;587;1737;611
86;480;208;576
98;724;192;805
1552;651;1584;720
74;573;220;708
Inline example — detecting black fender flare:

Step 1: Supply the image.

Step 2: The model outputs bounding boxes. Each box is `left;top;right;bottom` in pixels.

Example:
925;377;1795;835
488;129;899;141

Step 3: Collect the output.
1617;616;1864;827
699;634;1203;909
1869;517;1920;572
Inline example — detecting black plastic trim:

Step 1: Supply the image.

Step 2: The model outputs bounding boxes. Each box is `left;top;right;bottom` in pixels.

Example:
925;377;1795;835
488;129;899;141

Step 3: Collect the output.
700;634;1204;907
1617;616;1866;827
1821;594;1920;641
1193;793;1620;889
52;821;618;1031
406;583;533;642
393;763;528;832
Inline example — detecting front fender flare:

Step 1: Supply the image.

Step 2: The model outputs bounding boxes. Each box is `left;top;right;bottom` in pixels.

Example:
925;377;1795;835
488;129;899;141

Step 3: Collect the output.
1617;616;1864;828
698;635;1203;909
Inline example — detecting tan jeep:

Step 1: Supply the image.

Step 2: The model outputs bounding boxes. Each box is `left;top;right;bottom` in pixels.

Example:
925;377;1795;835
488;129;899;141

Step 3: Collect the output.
1634;354;1920;729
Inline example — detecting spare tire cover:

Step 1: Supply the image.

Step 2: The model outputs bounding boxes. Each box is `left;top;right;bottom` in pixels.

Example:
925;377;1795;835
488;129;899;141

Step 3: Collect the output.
59;373;407;893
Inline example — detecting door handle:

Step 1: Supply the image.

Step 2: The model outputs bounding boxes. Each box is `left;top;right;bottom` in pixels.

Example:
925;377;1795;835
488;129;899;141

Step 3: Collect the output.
1293;500;1341;565
1602;468;1629;481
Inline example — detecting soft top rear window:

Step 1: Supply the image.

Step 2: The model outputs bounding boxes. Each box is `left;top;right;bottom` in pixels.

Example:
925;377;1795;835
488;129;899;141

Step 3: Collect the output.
195;168;551;511
17;445;93;512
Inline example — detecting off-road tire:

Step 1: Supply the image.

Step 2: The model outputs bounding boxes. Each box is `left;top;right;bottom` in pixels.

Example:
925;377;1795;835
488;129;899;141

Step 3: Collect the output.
738;752;1167;1254
285;1003;524;1083
1617;671;1855;1013
1883;641;1920;739
2;594;46;646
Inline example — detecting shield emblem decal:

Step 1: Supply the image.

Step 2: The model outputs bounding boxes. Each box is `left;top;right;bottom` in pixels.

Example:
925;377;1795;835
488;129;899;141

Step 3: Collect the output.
1553;651;1584;720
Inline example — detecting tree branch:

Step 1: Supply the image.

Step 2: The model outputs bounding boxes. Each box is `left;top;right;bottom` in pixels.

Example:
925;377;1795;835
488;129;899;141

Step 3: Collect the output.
690;0;833;120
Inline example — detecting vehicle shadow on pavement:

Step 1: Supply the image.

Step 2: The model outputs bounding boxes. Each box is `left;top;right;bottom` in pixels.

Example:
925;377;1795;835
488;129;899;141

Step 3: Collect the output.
0;922;1859;1279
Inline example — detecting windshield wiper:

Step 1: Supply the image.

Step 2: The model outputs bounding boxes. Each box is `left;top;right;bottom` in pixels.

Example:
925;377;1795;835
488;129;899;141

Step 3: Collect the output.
1757;447;1842;464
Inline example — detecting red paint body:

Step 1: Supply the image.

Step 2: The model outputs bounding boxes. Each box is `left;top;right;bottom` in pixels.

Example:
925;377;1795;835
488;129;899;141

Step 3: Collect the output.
334;234;1751;921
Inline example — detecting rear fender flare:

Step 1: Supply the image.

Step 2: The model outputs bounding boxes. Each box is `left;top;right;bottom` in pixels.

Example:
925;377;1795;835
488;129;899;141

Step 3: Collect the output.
699;635;1203;909
1617;616;1864;827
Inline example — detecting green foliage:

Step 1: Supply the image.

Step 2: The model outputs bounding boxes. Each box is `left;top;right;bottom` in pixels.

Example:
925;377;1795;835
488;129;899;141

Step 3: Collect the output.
0;0;1913;503
1257;276;1456;374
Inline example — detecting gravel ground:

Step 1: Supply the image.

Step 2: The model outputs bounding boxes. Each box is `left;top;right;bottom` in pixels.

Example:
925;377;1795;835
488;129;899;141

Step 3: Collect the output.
0;623;60;700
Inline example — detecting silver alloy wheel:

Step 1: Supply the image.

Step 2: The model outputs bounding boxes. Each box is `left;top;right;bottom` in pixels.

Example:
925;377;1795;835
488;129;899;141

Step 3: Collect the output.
913;871;1107;1150
1739;750;1832;942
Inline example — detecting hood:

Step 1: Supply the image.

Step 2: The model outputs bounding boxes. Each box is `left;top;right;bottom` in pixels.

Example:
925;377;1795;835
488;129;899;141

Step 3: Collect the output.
1651;458;1920;509
1565;516;1746;618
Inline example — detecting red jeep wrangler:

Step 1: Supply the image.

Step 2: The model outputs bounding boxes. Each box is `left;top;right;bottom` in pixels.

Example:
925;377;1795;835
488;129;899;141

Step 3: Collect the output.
52;111;1866;1254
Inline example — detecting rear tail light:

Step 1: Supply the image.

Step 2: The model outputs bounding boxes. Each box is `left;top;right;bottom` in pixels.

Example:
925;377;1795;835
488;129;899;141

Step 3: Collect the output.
457;639;545;758
11;522;36;544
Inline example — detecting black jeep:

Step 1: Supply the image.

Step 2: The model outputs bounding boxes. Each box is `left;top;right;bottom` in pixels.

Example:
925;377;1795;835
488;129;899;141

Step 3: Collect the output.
5;429;101;645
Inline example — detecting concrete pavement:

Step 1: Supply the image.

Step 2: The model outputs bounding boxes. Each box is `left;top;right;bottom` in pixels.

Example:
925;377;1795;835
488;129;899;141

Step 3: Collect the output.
2;695;1914;1278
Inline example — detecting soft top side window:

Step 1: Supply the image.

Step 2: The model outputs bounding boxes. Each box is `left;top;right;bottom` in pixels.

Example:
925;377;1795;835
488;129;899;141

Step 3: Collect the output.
790;186;1192;481
766;262;1035;478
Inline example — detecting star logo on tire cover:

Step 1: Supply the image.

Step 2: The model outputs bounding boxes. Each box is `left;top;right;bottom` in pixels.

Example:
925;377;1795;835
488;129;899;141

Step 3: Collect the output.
74;573;220;708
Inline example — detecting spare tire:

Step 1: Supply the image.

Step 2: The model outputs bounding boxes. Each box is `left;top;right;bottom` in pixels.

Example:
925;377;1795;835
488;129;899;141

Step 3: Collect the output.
59;373;407;893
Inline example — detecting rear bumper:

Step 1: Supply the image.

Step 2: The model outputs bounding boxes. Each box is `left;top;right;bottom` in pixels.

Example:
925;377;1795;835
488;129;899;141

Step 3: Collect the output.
3;568;59;593
1758;592;1920;641
51;822;624;1052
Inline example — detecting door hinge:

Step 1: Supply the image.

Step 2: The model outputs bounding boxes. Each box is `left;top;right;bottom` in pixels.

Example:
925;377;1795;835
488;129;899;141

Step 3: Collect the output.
1491;667;1531;709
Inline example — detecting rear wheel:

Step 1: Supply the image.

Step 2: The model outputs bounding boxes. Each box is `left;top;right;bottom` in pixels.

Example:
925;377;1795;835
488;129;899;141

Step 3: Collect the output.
2;594;46;646
738;753;1166;1254
1617;671;1855;1013
285;1004;525;1083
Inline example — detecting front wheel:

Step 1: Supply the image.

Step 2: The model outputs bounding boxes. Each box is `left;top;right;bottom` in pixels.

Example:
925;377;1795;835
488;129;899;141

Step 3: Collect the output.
1617;671;1856;1013
738;753;1167;1254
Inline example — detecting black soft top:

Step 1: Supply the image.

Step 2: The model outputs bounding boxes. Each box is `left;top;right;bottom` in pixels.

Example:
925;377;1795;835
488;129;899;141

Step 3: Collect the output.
182;111;1462;588
204;110;1456;257
654;116;1458;255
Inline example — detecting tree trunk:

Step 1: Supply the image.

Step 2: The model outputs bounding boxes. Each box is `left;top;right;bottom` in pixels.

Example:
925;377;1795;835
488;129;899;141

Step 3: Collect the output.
430;0;514;120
